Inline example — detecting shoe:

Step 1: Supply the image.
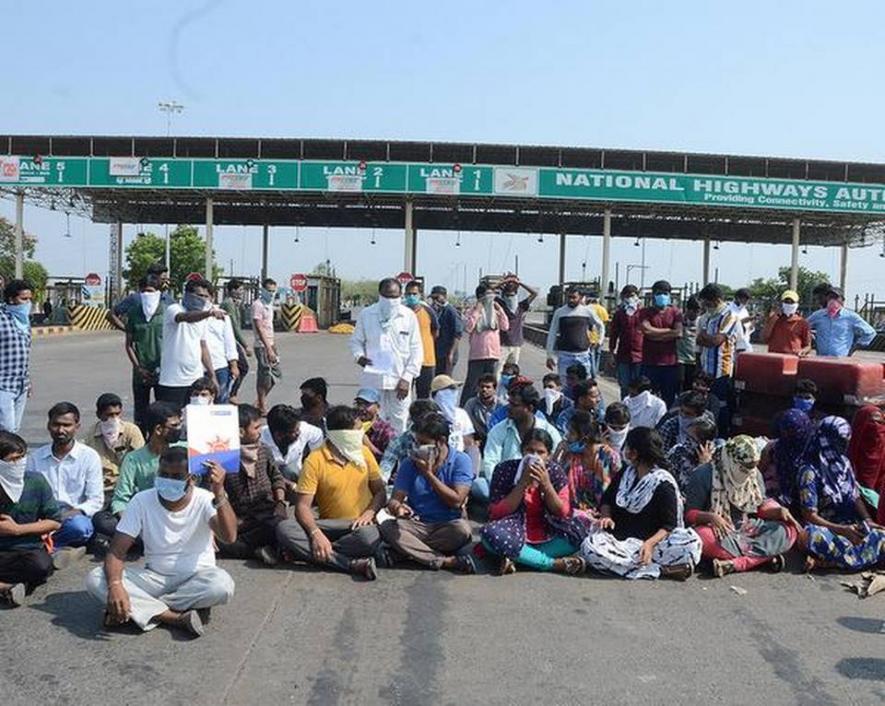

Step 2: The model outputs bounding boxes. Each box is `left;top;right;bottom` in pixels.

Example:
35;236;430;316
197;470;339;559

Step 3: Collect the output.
254;545;279;567
496;557;517;576
90;535;111;558
768;555;785;574
375;546;397;569
52;546;87;571
452;555;477;575
662;563;693;581
178;610;205;638
561;556;586;576
712;559;735;578
349;558;378;581
1;583;26;607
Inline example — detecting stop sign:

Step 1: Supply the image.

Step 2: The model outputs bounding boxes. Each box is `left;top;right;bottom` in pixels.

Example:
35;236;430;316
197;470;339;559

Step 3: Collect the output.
290;273;308;292
396;271;414;286
185;272;203;282
85;272;102;286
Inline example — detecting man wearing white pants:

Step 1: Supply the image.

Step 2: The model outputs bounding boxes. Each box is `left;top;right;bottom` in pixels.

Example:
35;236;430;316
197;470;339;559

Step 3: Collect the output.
85;446;237;638
349;278;423;433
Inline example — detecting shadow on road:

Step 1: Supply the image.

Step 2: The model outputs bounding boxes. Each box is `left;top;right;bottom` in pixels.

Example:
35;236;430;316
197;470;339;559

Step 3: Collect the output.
836;616;885;634
834;658;885;681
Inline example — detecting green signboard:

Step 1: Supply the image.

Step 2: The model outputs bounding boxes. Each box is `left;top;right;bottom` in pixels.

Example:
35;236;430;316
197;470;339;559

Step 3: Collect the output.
2;154;884;215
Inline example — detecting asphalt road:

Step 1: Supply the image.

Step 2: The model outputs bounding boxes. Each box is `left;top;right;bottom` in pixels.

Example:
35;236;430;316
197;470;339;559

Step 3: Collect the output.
1;331;883;705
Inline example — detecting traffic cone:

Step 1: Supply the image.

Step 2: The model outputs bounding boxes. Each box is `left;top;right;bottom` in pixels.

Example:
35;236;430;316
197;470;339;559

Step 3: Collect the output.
298;310;319;333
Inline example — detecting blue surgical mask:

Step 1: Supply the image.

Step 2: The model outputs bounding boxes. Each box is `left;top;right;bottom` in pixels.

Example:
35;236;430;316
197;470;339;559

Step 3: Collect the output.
500;374;514;388
568;440;587;454
155;476;188;503
404;294;421;307
653;293;670;308
260;288;275;305
793;396;814;413
5;302;32;329
183;292;206;312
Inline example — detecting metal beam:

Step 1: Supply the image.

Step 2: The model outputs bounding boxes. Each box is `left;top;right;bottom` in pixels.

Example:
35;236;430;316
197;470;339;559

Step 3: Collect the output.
205;197;214;280
558;232;567;284
839;242;848;293
403;199;416;273
702;237;711;284
13;191;23;279
261;224;269;281
790;218;801;290
114;220;123;302
601;208;612;297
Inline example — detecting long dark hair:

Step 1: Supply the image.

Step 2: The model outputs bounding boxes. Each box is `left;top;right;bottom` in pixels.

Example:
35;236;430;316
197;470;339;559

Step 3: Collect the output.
624;427;667;467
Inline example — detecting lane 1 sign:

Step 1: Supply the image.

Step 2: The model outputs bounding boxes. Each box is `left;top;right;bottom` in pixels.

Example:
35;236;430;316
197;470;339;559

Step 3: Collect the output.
290;273;308;292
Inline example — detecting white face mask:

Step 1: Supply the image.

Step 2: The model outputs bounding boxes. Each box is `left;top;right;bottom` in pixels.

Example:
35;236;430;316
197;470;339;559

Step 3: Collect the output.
377;296;401;320
606;427;629;450
433;388;460;422
0;458;27;503
140;290;162;319
504;294;519;310
543;387;562;415
190;396;211;406
781;302;799;316
327;429;367;469
99;416;122;447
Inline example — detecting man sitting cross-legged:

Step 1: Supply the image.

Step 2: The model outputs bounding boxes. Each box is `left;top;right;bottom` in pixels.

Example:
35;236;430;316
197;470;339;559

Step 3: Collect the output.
85;446;236;638
275;405;386;581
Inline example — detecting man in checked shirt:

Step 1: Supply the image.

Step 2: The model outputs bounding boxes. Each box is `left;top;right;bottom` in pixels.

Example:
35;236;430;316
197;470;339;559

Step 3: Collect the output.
0;279;34;433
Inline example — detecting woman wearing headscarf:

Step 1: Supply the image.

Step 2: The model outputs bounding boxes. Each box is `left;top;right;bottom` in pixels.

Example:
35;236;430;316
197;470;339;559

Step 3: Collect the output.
799;416;885;571
847;405;885;512
480;429;588;576
760;410;815;507
551;410;620;519
666;415;718;491
579;427;702;580
685;435;801;577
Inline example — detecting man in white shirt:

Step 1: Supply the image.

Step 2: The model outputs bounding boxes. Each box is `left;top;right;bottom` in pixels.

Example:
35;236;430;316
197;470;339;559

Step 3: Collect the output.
350;278;423;433
85;446;237;638
623;376;667;429
204;283;240;403
26;402;103;565
157;278;226;411
728;288;755;354
260;404;324;485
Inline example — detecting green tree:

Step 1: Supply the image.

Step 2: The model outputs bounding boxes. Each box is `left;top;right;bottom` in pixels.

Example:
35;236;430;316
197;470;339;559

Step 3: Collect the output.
341;279;379;306
747;266;830;306
0;216;49;299
124;225;219;293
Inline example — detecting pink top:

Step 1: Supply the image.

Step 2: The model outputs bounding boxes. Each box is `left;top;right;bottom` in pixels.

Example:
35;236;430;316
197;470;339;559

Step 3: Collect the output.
251;299;275;347
464;306;509;361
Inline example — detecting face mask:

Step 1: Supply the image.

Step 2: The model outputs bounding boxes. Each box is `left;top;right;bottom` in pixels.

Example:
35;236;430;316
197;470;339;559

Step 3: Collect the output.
433;388;459;422
190;396;210;407
505;294;519;311
99;417;122;447
141;290;162;319
155;476;189;503
327;429;368;468
260;288;276;305
0;458;27;503
163;426;183;444
826;299;842;318
568;440;586;454
6;301;31;329
792;396;814;413
653;293;670;308
678;415;695;437
404;294;421;307
623;296;639;313
183;292;206;312
482;292;496;304
781;302;798;316
378;296;400;320
606;427;628;450
500;374;514;389
543;387;562;415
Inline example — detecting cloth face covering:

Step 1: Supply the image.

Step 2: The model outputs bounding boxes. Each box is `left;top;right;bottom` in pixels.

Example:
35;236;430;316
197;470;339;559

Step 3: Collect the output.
826;299;842;318
240;443;260;478
260;288;275;305
404;294;421;307
847;405;885;490
792;397;814;414
710;435;764;517
327;429;367;469
781;302;799;316
99;416;122;448
804;416;857;508
543;387;561;415
190;396;210;407
0;458;27;503
623;296;640;315
433;388;459;423
6;302;31;332
653;293;670;308
476;294;499;332
155;476;188;503
607;427;628;451
774;409;814;500
141;290;162;319
377;296;400;322
183;292;206;312
504;294;519;312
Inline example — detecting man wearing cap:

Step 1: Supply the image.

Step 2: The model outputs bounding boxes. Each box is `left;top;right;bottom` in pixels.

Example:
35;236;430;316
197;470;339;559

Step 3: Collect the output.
806;285;876;357
354;388;397;462
761;290;812;356
430;375;476;455
429;286;463;376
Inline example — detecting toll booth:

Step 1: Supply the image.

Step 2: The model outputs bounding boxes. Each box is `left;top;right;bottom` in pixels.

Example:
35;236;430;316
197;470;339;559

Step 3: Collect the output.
305;275;341;329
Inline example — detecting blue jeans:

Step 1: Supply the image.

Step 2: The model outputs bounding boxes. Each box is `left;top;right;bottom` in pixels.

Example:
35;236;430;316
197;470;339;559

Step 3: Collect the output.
557;351;593;388
616;362;642;399
54;513;94;549
641;364;680;408
215;367;231;403
471;477;490;503
0;387;28;433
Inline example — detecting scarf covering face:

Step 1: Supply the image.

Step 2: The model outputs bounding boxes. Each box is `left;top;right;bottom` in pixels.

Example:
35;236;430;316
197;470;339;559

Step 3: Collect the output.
710;435;764;517
774;410;814;502
99;417;122;449
240;443;260;478
0;458;26;503
615;465;684;525
141;290;162;320
803;416;857;507
326;430;367;469
847;405;885;491
475;294;499;332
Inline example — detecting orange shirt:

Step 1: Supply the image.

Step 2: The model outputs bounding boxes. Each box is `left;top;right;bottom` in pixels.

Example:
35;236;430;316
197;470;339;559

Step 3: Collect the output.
415;305;436;367
766;315;811;355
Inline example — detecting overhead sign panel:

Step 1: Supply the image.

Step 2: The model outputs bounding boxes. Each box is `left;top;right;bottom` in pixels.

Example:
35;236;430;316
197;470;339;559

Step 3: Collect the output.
2;155;884;215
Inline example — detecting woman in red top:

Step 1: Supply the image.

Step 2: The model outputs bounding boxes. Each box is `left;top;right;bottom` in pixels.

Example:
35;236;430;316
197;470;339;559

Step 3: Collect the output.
480;430;588;575
848;405;885;512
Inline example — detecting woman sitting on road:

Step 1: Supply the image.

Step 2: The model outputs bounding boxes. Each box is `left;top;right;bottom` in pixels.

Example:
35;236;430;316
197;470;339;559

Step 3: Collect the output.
684;435;801;577
665;415;719;491
847;405;885;513
552;410;620;519
579;427;701;580
798;416;885;572
480;430;588;576
759;409;814;506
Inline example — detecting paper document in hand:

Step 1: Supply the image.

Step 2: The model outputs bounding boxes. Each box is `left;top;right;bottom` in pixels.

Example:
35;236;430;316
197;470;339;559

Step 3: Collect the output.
365;348;397;377
186;404;240;474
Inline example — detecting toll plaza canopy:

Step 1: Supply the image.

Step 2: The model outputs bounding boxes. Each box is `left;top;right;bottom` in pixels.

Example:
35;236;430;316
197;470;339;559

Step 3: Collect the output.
2;134;884;293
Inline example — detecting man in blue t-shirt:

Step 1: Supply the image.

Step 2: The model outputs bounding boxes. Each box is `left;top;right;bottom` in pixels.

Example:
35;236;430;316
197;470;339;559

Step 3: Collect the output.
430;286;464;376
378;413;476;573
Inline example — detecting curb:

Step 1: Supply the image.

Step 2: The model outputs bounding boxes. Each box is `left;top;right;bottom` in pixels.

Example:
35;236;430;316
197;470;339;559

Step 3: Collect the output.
31;326;112;337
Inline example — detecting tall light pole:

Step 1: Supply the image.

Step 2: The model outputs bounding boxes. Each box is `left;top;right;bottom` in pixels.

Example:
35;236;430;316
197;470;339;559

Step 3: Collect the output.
158;101;184;271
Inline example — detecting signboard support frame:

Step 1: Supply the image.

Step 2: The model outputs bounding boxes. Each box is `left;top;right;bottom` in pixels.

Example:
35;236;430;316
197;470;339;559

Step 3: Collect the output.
13;191;23;279
261;224;269;282
558;232;567;285
403;199;416;274
205;197;214;281
601;208;612;298
790;218;801;291
702;237;711;285
839;242;848;293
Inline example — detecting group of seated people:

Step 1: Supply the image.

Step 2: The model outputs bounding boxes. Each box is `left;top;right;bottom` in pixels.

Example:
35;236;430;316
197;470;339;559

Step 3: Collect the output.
0;367;883;639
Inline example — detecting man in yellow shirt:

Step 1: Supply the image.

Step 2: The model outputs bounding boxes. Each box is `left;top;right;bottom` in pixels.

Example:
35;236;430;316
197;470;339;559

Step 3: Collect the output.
585;290;610;379
404;280;438;399
275;406;386;580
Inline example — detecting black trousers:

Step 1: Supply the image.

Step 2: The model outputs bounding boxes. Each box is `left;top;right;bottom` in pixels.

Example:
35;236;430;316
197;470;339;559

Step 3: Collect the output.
217;516;283;559
92;510;119;539
156;385;191;412
460;359;496;406
229;343;250;398
132;371;159;435
0;548;53;590
414;365;435;400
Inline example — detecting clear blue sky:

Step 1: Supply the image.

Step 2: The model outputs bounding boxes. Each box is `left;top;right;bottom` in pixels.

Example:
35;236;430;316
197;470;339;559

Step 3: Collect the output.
2;0;883;301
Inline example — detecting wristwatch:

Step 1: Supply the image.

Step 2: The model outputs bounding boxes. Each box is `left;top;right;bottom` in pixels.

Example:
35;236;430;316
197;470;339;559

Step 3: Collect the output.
213;492;229;509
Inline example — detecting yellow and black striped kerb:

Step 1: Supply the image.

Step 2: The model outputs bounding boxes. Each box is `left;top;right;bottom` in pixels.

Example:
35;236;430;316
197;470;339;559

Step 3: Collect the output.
68;305;114;331
280;304;304;331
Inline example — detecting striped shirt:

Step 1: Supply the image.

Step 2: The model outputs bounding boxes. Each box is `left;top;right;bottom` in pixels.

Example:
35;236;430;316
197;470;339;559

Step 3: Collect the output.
0;472;61;551
698;306;739;378
0;308;31;394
